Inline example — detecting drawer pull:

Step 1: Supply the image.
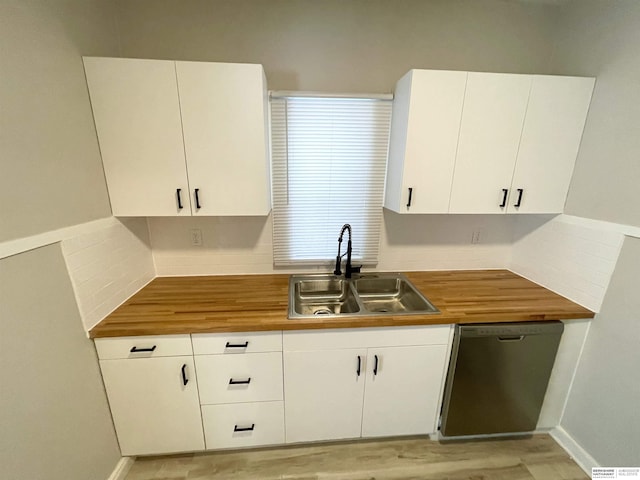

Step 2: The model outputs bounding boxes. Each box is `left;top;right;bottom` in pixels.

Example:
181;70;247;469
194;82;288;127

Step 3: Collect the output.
373;354;379;376
225;341;249;348
228;377;251;385
234;424;255;432
130;345;157;353
181;364;189;386
356;355;361;377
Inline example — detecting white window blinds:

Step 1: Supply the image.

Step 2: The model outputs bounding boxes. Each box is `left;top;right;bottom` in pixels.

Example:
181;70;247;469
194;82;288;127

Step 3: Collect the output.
270;95;392;266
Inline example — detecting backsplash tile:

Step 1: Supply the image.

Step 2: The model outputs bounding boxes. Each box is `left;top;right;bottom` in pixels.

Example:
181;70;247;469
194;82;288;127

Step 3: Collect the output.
510;215;624;312
61;217;155;331
148;213;518;276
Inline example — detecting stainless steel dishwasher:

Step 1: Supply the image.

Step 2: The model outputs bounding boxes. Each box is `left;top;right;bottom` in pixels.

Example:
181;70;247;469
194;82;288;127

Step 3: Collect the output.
440;321;563;437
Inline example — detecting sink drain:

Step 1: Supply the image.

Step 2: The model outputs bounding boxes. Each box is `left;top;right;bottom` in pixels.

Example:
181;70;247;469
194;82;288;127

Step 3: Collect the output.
313;308;333;316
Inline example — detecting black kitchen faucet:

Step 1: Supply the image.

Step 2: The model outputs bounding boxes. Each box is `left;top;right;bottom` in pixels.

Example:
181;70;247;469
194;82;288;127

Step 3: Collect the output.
333;223;362;278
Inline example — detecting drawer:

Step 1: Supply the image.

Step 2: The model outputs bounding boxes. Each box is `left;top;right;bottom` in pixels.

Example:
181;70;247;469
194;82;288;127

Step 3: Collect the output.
202;401;284;450
95;335;193;360
283;325;452;351
192;331;282;355
195;352;283;405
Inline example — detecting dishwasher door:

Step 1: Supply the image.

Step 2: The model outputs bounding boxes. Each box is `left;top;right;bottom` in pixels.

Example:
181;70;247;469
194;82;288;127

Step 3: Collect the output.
440;321;563;437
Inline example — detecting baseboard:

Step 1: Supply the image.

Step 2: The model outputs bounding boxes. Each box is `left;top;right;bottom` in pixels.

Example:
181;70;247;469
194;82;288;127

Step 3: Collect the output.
551;426;598;475
107;457;135;480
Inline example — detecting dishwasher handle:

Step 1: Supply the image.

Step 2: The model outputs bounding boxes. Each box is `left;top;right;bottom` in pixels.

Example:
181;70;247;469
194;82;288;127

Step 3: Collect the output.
497;335;525;342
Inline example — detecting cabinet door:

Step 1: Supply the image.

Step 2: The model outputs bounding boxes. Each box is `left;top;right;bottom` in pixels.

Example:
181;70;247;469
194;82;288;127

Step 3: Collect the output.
83;57;190;216
449;73;532;213
100;356;204;456
361;345;449;438
283;349;366;443
508;75;594;214
176;62;270;216
385;70;467;213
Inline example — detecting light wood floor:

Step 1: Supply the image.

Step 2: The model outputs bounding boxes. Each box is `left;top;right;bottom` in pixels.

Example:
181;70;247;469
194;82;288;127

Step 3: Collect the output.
125;434;588;480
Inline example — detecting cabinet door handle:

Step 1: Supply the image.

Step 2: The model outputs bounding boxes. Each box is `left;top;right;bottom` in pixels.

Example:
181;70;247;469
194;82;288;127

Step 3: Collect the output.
356;355;361;377
234;424;255;432
225;341;249;348
130;345;156;353
176;188;183;209
195;188;201;209
181;364;189;386
499;188;509;208
514;188;524;208
406;187;413;208
229;377;251;385
373;354;379;376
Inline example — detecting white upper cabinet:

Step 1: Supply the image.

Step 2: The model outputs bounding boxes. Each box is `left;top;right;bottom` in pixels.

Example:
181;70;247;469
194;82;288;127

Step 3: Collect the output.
508;75;595;213
386;69;594;215
83;57;191;216
175;62;270;216
448;73;532;213
385;70;467;213
83;57;270;217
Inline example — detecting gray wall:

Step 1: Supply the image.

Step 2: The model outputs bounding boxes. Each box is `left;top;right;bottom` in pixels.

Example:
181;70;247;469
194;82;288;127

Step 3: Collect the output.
550;2;640;466
0;1;122;478
560;236;640;466
0;245;121;480
0;0;118;242
552;0;640;228
114;0;560;93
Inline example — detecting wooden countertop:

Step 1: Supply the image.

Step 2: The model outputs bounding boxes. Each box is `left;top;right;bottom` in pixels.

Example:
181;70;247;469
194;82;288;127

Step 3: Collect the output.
89;270;594;338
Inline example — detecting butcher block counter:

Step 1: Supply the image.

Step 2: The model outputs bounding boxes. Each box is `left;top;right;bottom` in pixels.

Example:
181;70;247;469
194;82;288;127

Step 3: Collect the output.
89;270;594;338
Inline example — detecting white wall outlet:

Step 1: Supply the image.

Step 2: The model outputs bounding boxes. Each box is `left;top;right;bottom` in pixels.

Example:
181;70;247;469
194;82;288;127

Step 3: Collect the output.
471;230;482;244
190;228;203;246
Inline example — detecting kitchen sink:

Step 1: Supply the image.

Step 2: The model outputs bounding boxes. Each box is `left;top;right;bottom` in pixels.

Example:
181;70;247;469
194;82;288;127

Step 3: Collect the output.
289;273;439;319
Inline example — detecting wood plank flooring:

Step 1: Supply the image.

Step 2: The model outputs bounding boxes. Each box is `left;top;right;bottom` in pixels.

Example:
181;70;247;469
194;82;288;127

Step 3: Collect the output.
124;434;588;480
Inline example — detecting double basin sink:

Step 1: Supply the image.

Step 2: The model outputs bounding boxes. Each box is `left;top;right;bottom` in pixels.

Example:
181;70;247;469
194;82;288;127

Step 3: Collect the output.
289;272;440;319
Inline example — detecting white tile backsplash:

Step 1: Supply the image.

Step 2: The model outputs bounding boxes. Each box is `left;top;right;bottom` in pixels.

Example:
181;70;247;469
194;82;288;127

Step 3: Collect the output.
510;215;624;312
61;217;155;331
377;211;516;271
147;213;518;276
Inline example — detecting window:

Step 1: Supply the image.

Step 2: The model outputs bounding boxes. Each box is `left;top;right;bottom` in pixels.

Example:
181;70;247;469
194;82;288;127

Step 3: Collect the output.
270;94;392;266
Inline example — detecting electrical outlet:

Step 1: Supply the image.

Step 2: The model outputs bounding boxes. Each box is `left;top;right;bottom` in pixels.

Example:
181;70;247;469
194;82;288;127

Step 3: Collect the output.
471;230;481;244
191;229;203;246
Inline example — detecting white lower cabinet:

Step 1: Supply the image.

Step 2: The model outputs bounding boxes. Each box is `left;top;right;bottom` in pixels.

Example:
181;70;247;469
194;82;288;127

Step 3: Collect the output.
284;348;367;443
99;356;204;456
97;326;452;455
192;331;285;450
201;401;285;449
283;326;453;444
361;345;449;437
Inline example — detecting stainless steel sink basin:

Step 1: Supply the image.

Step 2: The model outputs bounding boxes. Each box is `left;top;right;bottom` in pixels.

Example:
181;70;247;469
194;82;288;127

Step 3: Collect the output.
289;273;439;319
292;278;360;316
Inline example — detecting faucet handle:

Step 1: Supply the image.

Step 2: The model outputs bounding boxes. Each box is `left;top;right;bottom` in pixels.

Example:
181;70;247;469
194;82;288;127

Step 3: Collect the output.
352;265;362;274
